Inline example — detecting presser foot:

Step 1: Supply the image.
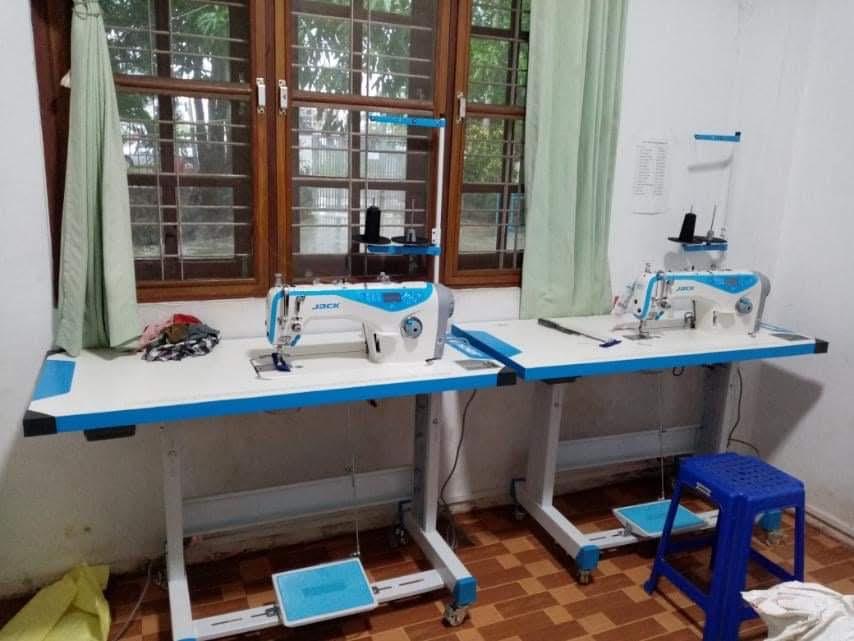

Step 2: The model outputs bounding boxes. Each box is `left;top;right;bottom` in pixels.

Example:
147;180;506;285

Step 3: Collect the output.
443;603;469;627
577;570;592;585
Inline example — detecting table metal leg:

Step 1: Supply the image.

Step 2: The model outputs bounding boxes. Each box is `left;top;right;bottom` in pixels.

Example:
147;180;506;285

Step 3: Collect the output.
698;363;734;454
161;427;197;641
513;382;600;581
405;392;476;623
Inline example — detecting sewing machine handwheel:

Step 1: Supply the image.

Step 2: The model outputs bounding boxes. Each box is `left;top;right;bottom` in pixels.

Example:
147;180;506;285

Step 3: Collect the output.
401;315;424;339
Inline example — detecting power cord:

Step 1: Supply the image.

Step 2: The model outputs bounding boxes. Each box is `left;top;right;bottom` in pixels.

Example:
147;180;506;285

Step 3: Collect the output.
439;389;478;549
111;560;154;641
725;367;760;457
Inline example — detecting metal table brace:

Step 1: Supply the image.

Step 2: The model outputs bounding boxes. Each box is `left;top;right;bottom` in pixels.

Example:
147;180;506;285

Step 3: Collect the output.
161;392;475;641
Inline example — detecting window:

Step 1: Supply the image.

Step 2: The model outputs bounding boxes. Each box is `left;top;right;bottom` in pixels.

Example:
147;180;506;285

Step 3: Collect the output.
444;0;529;286
102;0;270;300
280;0;443;281
32;0;527;299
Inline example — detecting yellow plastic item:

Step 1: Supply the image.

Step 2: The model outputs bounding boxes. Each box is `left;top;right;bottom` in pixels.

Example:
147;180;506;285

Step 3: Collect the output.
0;565;110;641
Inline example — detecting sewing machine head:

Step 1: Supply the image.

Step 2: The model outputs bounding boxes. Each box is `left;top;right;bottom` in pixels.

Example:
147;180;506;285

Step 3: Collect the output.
630;267;770;338
265;276;454;365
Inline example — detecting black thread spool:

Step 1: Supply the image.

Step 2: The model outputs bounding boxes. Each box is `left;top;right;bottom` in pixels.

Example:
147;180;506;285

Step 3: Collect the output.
668;212;698;244
354;205;390;244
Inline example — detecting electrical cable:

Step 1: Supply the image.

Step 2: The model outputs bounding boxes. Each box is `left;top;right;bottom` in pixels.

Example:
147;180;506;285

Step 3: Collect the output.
725;367;760;457
110;560;153;641
439;389;478;549
345;403;361;558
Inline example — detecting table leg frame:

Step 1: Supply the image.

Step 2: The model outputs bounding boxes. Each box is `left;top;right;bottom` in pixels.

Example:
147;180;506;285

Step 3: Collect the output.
516;367;736;580
159;391;476;641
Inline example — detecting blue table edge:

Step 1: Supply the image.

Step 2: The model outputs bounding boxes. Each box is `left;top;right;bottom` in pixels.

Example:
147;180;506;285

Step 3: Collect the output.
24;353;517;436
451;325;827;381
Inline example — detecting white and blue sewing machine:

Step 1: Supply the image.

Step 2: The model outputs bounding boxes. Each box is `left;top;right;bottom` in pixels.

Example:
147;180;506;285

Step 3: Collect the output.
628;267;771;338
265;276;454;369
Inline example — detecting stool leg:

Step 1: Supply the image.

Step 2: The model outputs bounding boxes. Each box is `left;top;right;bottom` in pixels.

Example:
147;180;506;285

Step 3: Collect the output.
702;501;740;641
718;506;754;641
708;517;721;571
794;503;806;581
644;481;684;594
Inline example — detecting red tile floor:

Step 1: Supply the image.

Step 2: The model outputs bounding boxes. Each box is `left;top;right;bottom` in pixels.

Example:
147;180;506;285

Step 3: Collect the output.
3;479;854;641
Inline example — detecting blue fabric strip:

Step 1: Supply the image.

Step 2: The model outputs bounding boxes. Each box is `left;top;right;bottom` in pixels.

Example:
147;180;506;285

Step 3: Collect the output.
445;336;491;360
450;327;521;363
33;360;75;400
54;372;499;432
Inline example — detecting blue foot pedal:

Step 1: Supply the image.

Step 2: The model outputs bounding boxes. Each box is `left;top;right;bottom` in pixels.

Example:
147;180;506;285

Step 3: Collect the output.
272;558;377;627
613;499;707;538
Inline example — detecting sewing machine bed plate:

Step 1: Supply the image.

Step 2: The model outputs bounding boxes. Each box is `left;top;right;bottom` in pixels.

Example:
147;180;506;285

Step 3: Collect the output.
24;337;510;435
452;315;824;381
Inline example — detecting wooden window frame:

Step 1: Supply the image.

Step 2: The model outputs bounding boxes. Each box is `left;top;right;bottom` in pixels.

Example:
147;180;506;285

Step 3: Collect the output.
442;0;526;287
275;0;452;284
32;0;524;300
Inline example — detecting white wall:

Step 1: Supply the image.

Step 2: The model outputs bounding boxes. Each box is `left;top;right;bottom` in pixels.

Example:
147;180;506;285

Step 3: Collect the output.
0;0;842;597
749;0;854;536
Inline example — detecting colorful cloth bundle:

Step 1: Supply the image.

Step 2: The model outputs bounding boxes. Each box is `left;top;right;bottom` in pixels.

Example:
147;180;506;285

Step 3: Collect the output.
140;314;221;362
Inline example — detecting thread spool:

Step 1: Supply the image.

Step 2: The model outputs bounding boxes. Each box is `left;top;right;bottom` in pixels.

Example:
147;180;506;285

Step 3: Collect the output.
669;212;699;244
354;205;390;244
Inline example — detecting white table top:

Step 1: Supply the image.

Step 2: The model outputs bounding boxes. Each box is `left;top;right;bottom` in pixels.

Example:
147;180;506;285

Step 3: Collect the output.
452;315;825;381
24;336;513;435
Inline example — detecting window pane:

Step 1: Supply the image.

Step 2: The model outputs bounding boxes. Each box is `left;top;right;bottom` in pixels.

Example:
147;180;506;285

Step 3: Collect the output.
290;0;436;101
119;91;254;282
472;0;511;29
457;118;524;271
468;0;528;106
290;106;430;281
102;0;250;83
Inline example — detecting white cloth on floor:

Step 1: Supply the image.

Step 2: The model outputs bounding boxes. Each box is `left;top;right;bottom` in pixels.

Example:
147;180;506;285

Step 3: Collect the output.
742;581;854;641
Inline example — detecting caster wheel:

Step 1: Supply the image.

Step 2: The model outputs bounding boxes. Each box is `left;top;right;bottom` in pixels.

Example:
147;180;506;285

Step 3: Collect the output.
392;525;409;547
577;570;592;585
443;603;468;627
766;529;784;546
512;506;526;522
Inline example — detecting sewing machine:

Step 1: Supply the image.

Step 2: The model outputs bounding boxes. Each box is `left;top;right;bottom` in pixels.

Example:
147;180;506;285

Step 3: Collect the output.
266;277;454;366
629;267;770;338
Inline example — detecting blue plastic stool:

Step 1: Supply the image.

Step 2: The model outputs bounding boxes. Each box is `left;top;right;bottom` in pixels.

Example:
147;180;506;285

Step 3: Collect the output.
644;453;805;641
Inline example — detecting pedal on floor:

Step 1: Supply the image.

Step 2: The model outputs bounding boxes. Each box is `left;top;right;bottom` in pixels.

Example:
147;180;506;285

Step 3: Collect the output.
272;557;378;627
613;499;707;538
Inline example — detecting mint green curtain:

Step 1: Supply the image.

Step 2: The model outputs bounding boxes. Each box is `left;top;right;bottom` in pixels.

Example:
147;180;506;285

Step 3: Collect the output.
519;0;627;318
55;0;139;356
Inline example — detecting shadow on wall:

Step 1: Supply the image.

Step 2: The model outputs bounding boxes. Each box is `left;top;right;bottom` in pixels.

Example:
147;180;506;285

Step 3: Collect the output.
752;361;823;457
